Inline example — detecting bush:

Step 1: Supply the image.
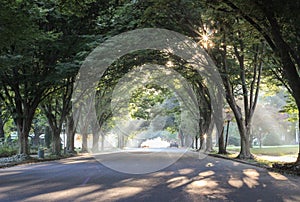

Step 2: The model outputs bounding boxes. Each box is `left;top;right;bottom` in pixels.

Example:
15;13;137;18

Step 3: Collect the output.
228;136;240;146
263;133;282;146
30;145;39;155
0;142;18;157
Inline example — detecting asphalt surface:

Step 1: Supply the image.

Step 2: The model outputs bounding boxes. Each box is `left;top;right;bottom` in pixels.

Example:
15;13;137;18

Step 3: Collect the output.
0;149;300;202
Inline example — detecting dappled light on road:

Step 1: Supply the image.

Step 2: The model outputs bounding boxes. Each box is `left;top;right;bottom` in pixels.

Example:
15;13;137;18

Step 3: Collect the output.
26;185;102;201
228;176;244;188
167;176;190;189
178;168;194;175
198;170;215;177
185;178;228;200
242;169;260;188
94;186;144;201
1;153;300;201
268;172;288;181
0;171;22;177
151;171;174;177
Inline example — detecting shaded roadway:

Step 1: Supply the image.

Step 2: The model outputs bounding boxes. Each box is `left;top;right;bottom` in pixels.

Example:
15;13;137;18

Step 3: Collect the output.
0;149;300;201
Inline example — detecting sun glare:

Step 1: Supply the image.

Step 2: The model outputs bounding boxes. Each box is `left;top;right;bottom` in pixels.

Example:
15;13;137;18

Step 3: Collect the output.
202;33;209;41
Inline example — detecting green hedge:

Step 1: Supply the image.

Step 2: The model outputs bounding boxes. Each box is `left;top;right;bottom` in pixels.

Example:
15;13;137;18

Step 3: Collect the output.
0;142;18;157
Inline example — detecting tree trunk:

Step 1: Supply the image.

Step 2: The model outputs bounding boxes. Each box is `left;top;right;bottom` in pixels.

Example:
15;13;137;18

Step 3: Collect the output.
225;121;230;150
206;134;213;152
44;126;52;149
0;116;4;141
91;121;100;153
205;119;215;152
178;129;184;147
237;125;253;159
195;136;199;150
18;131;29;155
52;131;61;156
218;127;226;154
199;135;205;150
15;109;35;156
66;115;75;153
296;111;300;164
92;132;99;152
82;133;88;152
101;132;105;151
32;132;41;147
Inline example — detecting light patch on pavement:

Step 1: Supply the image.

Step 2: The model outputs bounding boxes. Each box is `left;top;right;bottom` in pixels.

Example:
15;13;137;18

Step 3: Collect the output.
185;179;225;196
243;177;259;188
61;159;90;165
25;185;102;201
185;178;230;201
242;169;260;188
228;177;243;188
178;168;194;175
243;169;260;178
268;172;288;181
233;162;240;166
0;171;22;176
167;176;190;189
151;171;174;177
95;186;144;201
119;178;160;187
198;170;215;177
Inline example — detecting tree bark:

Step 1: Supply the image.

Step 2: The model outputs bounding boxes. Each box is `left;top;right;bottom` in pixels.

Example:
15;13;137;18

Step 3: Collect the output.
195;136;199;150
225;121;230;150
218;127;226;154
101;132;105;151
297;111;300;164
237;122;253;159
82;133;88;152
18;131;29;155
205;118;215;152
44;126;52;148
52;130;61;156
199;135;205;150
92;132;99;152
66;115;76;152
0;116;4;141
15;106;36;156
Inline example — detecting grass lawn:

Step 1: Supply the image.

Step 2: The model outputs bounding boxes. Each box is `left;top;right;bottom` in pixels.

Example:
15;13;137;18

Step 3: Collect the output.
223;145;299;156
251;145;298;156
212;145;299;167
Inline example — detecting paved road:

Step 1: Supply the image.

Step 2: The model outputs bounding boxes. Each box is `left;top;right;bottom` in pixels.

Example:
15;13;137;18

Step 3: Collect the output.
0;149;300;202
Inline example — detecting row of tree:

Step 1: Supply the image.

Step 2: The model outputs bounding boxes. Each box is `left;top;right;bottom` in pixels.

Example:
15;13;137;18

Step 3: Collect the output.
0;1;299;163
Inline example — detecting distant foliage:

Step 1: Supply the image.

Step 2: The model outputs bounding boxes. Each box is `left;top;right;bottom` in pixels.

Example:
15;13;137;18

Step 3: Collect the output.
228;136;240;147
263;134;282;146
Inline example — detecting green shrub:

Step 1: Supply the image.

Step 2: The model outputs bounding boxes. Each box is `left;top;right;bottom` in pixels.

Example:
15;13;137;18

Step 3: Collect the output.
263;134;282;146
228;136;240;146
0;142;18;157
30;145;39;155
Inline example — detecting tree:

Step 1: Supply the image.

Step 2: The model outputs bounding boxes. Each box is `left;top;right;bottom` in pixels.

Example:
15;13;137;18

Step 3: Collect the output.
0;101;10;141
0;0;103;155
0;1;60;155
197;10;266;158
214;0;300;162
41;80;73;155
